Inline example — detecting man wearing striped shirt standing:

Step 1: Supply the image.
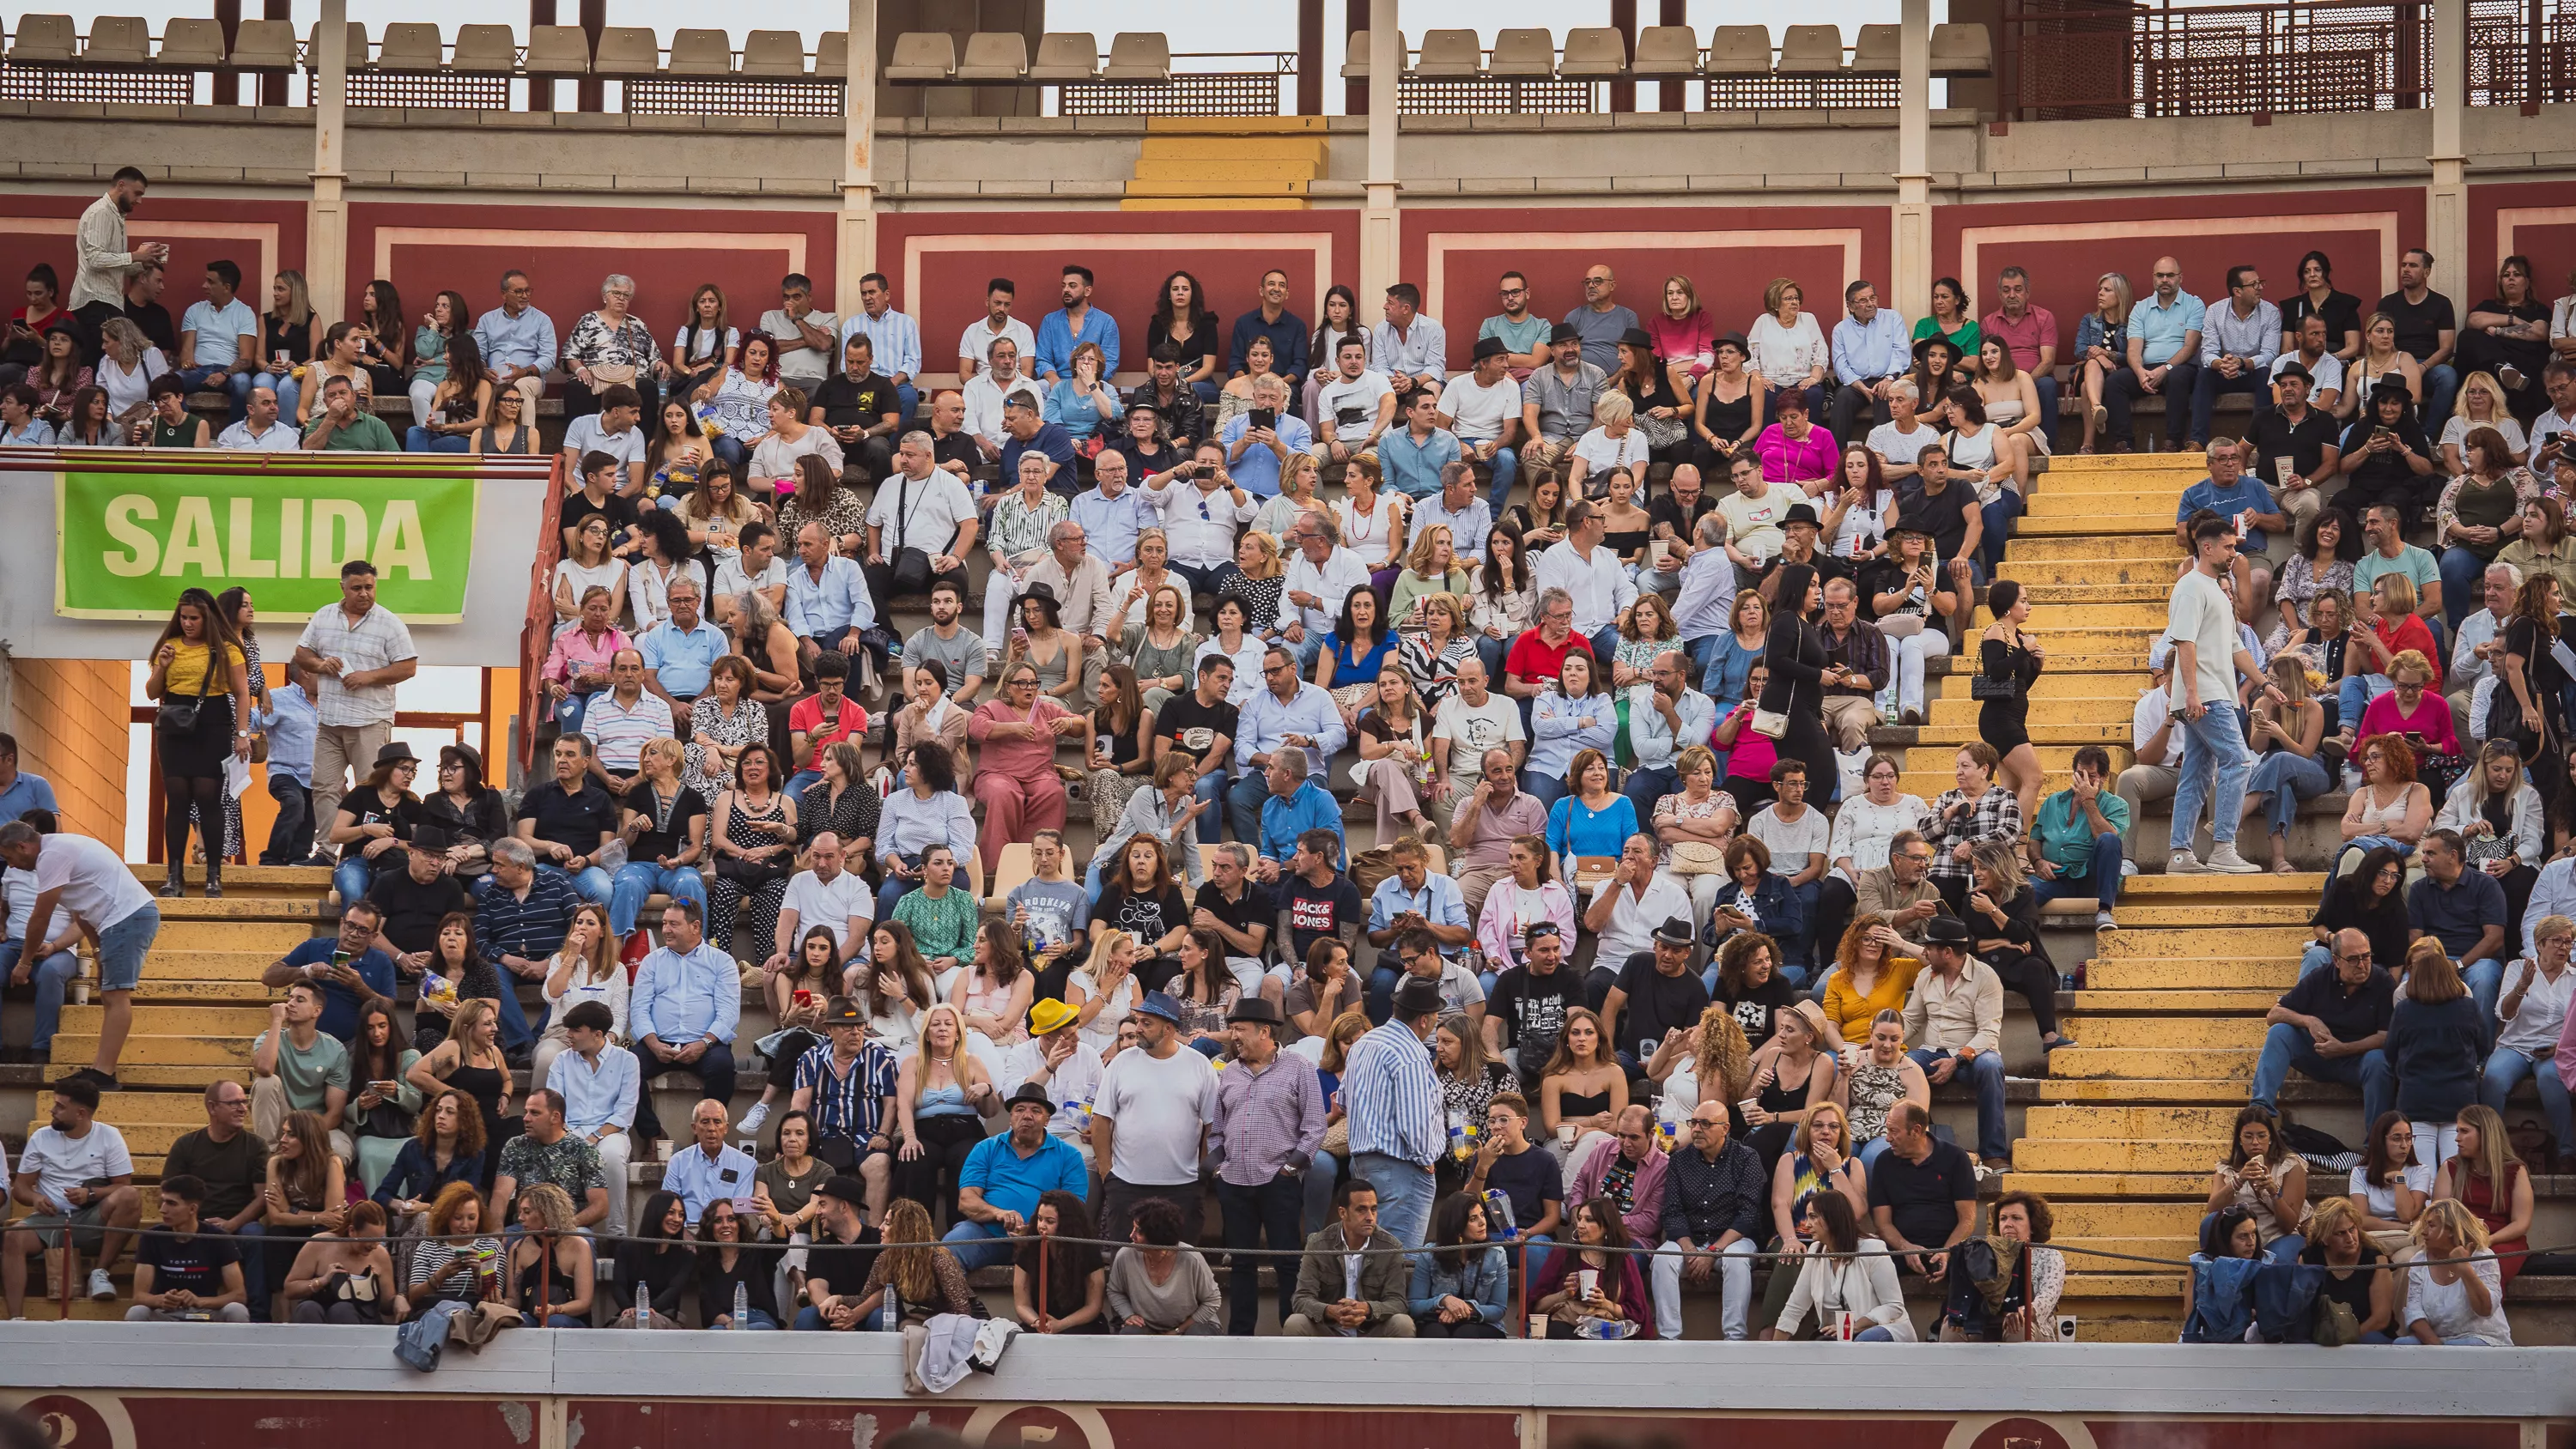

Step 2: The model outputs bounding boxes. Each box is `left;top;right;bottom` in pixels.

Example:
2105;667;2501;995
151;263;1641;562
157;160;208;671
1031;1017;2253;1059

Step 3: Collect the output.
1340;975;1446;1250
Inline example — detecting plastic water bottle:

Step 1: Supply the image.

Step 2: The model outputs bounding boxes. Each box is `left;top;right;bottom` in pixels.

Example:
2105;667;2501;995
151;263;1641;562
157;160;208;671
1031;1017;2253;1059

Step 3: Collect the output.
732;1282;750;1330
1480;1188;1518;1240
880;1287;901;1332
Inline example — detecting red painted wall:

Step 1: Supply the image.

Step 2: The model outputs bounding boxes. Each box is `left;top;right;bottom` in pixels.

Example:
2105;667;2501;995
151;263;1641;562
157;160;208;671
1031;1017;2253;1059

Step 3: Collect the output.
344;200;840;343
569;1401;1523;1449
1932;189;2427;358
0;193;306;318
1546;1416;2525;1449
877;210;1364;375
2470;179;2576;302
1400;204;1896;372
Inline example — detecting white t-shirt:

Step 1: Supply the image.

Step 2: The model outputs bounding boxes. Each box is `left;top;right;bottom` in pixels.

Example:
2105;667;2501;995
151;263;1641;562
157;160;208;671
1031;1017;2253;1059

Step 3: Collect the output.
759;307;841;381
1317;370;1395;438
1832;488;1897;558
1571;427;1649;477
1442;373;1522;442
34;834;152;933
1433;693;1527;784
1749;803;1830;876
714;553;788;603
1597;875;1692;966
866;470;977;557
1092;1043;1218;1185
1868;420;1938;467
781;869;873;954
561;415;645;470
959;318;1037;372
21;1122;131;1216
2440;413;2528;458
671;324;740;370
2132;683;2171;754
3;864;37;941
2346;1161;2434;1222
1716;488;1793;562
2497;959;2576;1057
2271;351;2345;399
2166;569;2239;710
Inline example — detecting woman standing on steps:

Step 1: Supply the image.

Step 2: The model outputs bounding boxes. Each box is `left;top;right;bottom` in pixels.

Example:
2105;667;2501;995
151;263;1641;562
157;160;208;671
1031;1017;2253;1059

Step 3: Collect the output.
146;585;252;898
1975;579;2045;830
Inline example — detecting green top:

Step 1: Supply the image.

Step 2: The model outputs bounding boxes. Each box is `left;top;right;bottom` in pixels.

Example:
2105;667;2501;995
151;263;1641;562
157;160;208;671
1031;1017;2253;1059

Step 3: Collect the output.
149;415;200;449
253;1027;352;1113
1911;314;1983;361
892;883;980;963
347;1047;424;1135
1388;567;1475;628
304;410;401;452
2032;788;2133;876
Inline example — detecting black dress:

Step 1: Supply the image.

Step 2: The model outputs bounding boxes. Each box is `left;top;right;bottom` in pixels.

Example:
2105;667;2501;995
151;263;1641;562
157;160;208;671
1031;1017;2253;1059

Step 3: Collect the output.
1971;883;2060;1039
1978;634;2042;754
1757;566;1838;802
444;1058;509;1191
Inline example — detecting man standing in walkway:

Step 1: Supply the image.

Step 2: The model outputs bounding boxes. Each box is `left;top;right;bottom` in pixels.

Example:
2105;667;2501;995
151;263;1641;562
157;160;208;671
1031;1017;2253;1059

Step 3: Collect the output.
292;560;418;841
1208;997;1325;1334
2165;514;2262;874
0;821;156;1092
70;168;164;346
1340;976;1446;1249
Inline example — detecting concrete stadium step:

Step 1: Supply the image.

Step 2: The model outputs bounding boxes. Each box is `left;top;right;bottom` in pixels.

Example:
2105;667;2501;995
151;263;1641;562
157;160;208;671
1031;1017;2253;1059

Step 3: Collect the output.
2010;534;2191;562
125;864;332;897
2001;561;2192;590
34;1090;213;1126
1908;724;2140;756
50;1034;250;1068
2047;1046;2257;1081
2038;456;2208;481
2008;584;2183;609
2017;513;2178;537
2016;601;2171;629
2026;490;2188;518
133;896;330;925
2105;903;2313;927
2032;1076;2297;1104
144;922;319;953
2086;956;2303;991
2022;1105;2237;1144
2108;872;2325;898
58;1003;271;1037
2064;988;2283;1014
138;951;290;981
2054;1235;2198;1266
2042;1200;2210;1238
2059;1016;2267;1051
1926;697;2132;727
10;1063;246;1089
2094;921;2312;956
2001;1167;2220;1198
122;979;273;1006
2014;1138;2228;1173
2058;1272;2190;1297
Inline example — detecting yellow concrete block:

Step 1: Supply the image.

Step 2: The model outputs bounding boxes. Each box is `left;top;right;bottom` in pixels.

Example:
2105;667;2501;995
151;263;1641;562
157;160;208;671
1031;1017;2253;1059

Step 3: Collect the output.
1132;155;1321;182
1119;197;1311;211
2042;1201;2211;1238
58;1003;273;1036
2047;1046;2257;1080
2107;903;2314;927
2067;988;2282;1013
2063;1016;2268;1051
148;921;318;953
2008;534;2190;562
2023;1104;2245;1141
49;1034;250;1066
2014;1138;2227;1173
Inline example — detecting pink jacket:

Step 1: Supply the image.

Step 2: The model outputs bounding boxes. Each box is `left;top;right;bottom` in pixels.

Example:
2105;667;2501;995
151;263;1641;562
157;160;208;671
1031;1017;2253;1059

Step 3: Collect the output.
543;623;631;685
1568;1136;1668;1246
1475;879;1577;973
1756;422;1838;487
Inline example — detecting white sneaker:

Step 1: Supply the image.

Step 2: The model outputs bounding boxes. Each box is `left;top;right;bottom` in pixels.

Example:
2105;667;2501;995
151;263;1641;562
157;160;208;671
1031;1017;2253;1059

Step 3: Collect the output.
2119;858;2138;878
2095;910;2119;931
2168;849;2206;874
738;1101;770;1135
2203;842;2262;874
86;1268;114;1301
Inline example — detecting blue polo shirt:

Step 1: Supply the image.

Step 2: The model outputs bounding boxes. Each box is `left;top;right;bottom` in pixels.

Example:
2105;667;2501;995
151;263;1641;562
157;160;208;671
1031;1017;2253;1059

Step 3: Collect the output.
2131;288;2208;370
958;1130;1091;1221
0;772;58;826
280;936;399;1042
1378;425;1462;500
2408;870;2506;959
638;618;727;699
2177;475;2281;555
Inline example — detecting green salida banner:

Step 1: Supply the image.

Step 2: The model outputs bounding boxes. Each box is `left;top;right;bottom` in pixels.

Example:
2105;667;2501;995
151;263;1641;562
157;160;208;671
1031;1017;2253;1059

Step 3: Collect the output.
56;469;482;622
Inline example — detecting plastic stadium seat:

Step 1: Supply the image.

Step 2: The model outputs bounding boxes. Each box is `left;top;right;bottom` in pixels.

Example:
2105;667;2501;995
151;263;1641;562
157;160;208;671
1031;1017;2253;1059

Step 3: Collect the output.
157;18;228;65
303;21;368;67
524;25;591;74
1931;22;1994;75
814;31;847;76
1777;24;1845;74
1102;32;1170;82
1340;30;1399;79
451;25;519;73
1411;29;1480;78
1485;27;1555;77
371;22;440;70
1558;27;1628;79
1630;25;1701;78
884;31;956;82
1705;26;1771;76
739;30;805;76
592;27;658;75
9;15;78;64
228;18;295;69
1853;24;1901;73
955;32;1030;82
666;28;732;76
1027;33;1098;82
81;16;151;64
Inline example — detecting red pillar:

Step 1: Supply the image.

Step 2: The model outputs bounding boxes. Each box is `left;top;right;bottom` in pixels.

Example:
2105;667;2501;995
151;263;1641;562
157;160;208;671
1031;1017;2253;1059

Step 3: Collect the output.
214;0;240;104
576;0;604;112
258;0;287;106
529;0;556;111
1658;0;1686;111
1345;0;1368;116
1297;0;1324;116
1609;0;1636;112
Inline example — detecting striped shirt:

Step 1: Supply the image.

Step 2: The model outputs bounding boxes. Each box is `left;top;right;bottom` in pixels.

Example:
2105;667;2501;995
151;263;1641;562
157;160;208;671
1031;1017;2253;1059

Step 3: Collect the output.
577;688;673;771
473;870;580;967
295;602;418;726
1210;1050;1328;1186
792;1040;899;1144
841;307;923;383
1341;1020;1443;1167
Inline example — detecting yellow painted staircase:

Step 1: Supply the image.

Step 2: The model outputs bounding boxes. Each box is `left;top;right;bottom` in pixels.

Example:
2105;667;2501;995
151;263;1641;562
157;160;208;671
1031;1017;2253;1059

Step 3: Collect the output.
1121;116;1324;209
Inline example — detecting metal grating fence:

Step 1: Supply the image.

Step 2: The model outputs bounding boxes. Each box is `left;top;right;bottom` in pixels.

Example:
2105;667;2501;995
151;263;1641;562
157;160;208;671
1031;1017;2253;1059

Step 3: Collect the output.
621;75;845;116
1395;76;1598;113
0;67;191;103
1704;73;1904;106
346;70;508;108
1057;72;1285;115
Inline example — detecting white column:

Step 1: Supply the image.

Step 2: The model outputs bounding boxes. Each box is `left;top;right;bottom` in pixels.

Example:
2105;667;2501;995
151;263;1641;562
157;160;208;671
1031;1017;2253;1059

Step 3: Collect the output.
836;0;879;311
1890;0;1933;321
306;0;349;328
2426;0;2469;285
1358;0;1400;304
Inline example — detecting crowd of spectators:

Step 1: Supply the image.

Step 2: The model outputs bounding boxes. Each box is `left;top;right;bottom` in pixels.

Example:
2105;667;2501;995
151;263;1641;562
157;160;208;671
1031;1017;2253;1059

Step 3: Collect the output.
11;173;2576;1343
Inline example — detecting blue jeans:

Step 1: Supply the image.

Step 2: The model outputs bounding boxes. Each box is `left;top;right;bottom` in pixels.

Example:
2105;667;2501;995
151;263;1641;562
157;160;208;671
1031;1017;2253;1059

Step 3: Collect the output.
404;425;471;453
1481;445;1522;512
610;861;708;937
332;858;377;908
893;381;919;427
2437;546;2491;634
2481;1048;2574;1157
1364;965;1402;1025
793;1306;896;1331
2251;1021;2393;1128
2338;672;2391;727
783;769;823;798
1620;764;1679;839
2247;751;2333;840
1348;1152;1435;1249
178;365;253;422
1191;766;1228;844
525;1312;587;1328
2032;372;2061;440
253;371;300;424
1909;1047;2008;1159
1519;768;1569;817
940;1219;1016;1273
2463;958;2504;1027
0;941;80;1051
210;1221;265;1319
2030;832;2124;912
2421;363;2461;440
711;434;748;469
1979;490;2023;578
2169;700;2251;852
2188;366;2269;446
539;862;615;906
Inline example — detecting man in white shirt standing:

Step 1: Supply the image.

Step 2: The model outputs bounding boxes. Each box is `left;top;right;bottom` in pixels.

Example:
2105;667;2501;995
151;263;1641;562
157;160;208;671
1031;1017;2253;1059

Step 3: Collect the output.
291;560;419;843
2165;516;2263;874
1441;336;1524;512
70;167;164;341
3;1075;137;1308
1279;512;1374;672
1533;499;1637;663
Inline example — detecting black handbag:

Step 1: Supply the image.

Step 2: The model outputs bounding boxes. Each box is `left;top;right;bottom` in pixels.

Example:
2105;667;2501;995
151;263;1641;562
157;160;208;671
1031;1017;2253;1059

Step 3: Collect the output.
154;646;218;736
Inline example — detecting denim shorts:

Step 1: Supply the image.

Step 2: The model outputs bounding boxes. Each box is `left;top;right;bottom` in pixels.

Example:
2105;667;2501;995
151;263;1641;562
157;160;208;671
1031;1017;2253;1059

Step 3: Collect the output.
94;906;161;992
